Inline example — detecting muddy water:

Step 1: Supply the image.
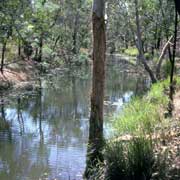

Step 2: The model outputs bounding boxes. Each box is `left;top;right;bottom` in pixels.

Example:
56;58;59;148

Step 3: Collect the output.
0;62;148;180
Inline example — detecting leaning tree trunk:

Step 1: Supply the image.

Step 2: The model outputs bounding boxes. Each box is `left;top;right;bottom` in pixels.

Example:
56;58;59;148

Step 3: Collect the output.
84;0;106;178
134;0;157;84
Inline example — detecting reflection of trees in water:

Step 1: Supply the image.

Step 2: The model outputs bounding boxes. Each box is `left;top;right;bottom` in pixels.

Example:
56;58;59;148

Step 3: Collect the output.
3;72;90;146
0;136;50;180
40;74;90;145
38;78;44;142
0;87;51;180
106;65;148;101
0;64;150;180
17;97;25;135
0;94;12;141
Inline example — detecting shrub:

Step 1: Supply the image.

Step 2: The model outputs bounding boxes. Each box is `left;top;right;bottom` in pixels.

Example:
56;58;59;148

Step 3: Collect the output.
144;53;152;60
104;138;154;180
124;47;138;57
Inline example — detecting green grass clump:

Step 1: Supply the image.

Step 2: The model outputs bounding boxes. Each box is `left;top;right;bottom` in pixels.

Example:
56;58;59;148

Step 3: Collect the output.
124;47;138;57
104;138;154;180
162;60;173;78
146;79;169;105
114;97;160;135
174;75;180;87
114;79;171;135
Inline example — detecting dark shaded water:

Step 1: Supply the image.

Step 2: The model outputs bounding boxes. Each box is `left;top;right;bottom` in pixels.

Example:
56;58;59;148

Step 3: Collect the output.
0;62;148;180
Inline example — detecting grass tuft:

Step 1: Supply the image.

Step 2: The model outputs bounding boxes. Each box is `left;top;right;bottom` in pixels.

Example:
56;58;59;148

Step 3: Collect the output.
104;138;154;180
114;79;172;135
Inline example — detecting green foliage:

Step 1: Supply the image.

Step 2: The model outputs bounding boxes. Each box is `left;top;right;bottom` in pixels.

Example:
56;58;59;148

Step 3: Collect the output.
114;79;170;135
144;52;152;60
78;52;89;62
124;48;138;57
114;98;159;135
104;138;154;180
162;60;177;78
42;45;53;59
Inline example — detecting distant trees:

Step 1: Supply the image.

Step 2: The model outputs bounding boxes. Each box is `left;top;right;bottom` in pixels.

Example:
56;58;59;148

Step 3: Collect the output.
0;0;92;69
134;0;157;83
106;0;176;83
0;0;32;72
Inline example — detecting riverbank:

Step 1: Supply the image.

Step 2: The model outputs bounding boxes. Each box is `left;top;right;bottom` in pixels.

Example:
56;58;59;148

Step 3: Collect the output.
89;77;180;180
0;59;42;92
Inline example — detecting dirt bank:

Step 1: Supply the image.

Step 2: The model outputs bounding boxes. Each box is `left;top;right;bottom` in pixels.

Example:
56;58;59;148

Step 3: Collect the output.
0;59;40;91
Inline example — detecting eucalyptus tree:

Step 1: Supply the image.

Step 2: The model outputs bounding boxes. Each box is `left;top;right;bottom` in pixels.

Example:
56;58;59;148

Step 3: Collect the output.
85;0;106;178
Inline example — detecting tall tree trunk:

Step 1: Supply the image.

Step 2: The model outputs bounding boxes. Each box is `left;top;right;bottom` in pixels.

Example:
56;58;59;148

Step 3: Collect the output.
175;0;180;15
38;33;43;62
72;1;81;55
84;0;106;178
168;3;178;116
170;6;178;101
1;41;7;74
156;30;162;50
72;16;78;55
134;0;157;84
18;39;21;56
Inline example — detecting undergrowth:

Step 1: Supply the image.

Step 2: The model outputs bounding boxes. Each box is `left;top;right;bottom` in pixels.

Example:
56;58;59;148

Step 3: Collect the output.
114;78;172;135
87;77;180;180
104;138;154;180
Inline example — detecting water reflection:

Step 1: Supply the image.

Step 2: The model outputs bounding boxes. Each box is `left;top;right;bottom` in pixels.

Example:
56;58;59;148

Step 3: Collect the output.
0;64;148;180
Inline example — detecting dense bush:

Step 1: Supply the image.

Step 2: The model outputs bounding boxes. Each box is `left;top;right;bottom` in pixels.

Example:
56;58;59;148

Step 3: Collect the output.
103;138;154;180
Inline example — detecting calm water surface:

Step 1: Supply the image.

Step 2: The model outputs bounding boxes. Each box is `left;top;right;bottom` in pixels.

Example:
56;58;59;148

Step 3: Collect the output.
0;62;148;180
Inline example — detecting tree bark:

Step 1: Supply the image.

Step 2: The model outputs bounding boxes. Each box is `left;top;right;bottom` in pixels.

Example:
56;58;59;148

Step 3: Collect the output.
84;0;106;178
38;33;43;62
18;39;21;56
174;0;180;15
170;6;178;101
1;41;7;74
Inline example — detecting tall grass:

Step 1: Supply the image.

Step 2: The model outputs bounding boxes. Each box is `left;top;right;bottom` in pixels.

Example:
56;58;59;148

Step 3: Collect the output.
104;138;154;180
114;79;171;135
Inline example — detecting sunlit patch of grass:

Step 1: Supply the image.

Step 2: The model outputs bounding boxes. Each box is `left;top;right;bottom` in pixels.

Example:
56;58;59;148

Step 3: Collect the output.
114;79;172;136
114;97;160;135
